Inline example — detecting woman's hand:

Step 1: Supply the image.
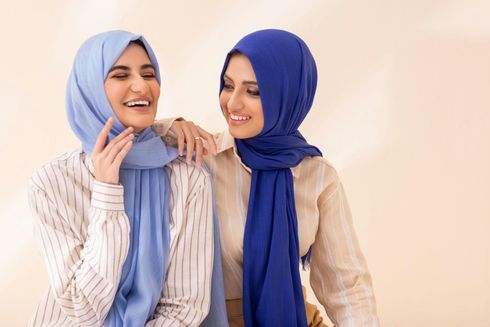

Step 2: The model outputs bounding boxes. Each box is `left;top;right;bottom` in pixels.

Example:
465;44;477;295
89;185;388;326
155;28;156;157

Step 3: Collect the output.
92;117;134;185
170;120;217;169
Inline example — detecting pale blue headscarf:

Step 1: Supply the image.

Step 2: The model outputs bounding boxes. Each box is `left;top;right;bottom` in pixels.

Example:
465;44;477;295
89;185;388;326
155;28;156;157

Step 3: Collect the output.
66;30;228;326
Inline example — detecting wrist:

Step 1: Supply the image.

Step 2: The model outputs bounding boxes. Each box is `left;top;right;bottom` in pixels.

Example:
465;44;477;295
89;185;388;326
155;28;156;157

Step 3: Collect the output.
91;181;124;211
95;176;119;185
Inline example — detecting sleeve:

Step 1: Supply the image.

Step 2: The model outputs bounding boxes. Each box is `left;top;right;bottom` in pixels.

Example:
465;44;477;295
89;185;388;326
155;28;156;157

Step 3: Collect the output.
309;180;380;327
152;117;183;144
28;178;130;326
146;163;214;327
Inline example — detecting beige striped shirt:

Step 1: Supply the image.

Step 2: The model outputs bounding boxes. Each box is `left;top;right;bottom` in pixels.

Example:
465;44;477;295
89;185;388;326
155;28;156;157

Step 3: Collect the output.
155;118;380;327
28;148;214;327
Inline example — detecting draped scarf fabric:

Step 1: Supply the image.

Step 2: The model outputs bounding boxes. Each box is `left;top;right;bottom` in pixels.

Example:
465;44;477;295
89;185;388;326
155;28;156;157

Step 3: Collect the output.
66;30;228;327
66;30;177;326
219;29;322;326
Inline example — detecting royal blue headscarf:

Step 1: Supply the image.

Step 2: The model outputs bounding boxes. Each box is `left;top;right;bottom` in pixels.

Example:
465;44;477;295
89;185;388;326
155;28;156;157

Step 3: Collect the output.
219;29;322;326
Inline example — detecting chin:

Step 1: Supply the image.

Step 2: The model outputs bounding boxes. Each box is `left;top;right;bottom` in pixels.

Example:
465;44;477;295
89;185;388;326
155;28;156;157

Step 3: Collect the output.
228;126;258;139
125;117;155;132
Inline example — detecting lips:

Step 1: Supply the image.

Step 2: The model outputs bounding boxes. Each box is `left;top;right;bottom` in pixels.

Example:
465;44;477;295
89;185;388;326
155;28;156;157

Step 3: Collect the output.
229;112;251;126
125;100;150;107
230;113;251;121
123;98;152;112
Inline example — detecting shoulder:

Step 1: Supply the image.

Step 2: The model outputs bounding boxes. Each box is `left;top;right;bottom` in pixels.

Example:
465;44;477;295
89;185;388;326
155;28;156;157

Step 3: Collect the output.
165;157;211;192
296;156;343;201
29;148;87;194
298;156;341;184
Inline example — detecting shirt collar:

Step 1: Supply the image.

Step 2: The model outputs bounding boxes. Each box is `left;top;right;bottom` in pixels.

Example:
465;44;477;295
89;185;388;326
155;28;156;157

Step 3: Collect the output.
215;130;301;178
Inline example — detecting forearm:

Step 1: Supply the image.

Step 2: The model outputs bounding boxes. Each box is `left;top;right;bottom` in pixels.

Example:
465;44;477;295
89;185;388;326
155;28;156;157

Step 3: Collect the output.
310;183;379;326
30;181;130;325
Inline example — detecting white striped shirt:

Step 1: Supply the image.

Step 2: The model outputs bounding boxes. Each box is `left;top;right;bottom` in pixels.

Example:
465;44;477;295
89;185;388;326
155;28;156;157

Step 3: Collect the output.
28;148;213;327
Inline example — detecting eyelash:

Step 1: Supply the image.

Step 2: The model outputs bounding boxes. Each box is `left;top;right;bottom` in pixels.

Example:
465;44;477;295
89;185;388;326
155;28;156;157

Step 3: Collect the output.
247;89;260;96
223;83;260;97
112;73;156;80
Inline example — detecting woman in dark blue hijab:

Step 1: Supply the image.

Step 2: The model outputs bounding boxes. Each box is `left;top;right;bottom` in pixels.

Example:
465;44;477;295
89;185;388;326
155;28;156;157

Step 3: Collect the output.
219;29;322;327
157;29;380;326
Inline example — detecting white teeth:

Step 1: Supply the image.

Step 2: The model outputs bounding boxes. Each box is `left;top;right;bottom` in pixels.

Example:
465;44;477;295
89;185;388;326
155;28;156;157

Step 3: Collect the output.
230;114;251;121
125;100;150;107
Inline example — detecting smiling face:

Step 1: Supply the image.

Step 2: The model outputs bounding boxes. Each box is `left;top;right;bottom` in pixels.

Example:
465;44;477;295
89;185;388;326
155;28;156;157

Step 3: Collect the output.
220;53;264;139
104;42;160;132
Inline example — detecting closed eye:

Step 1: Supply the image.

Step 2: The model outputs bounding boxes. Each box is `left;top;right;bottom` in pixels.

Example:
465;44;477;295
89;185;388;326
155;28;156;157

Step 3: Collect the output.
247;89;260;96
142;73;156;79
113;74;128;79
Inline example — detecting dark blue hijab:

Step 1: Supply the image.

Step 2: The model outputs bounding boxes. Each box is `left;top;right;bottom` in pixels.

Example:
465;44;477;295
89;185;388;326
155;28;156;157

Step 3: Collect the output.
219;29;322;326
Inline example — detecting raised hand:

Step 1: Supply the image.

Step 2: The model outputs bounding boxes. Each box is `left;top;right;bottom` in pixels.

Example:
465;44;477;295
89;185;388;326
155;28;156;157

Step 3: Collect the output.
92;117;134;184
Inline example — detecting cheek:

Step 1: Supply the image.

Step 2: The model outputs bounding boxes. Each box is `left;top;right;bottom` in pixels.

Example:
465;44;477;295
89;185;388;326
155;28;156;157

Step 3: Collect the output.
251;101;264;119
219;93;228;112
104;82;123;109
150;82;161;102
253;101;265;128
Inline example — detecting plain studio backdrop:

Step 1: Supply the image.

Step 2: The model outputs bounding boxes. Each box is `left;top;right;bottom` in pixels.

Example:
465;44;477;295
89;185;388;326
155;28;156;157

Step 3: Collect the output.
1;1;489;326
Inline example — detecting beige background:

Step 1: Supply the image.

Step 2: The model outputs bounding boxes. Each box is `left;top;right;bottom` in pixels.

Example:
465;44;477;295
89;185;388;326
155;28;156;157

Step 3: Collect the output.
1;0;489;326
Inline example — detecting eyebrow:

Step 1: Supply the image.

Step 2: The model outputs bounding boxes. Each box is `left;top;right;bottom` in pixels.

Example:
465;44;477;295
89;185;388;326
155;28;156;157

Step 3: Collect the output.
108;65;129;73
223;74;257;85
108;64;156;73
141;64;156;70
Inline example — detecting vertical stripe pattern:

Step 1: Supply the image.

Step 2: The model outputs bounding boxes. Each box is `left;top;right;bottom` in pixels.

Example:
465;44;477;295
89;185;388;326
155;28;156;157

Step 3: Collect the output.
28;149;213;327
176;125;380;327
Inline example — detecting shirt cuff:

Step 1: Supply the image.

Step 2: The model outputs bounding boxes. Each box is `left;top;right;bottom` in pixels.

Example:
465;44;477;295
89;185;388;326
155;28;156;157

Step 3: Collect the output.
152;117;184;137
91;181;125;211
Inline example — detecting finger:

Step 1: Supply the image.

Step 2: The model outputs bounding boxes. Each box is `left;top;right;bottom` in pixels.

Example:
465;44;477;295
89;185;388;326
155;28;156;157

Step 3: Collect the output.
190;125;204;168
93;117;114;155
107;133;135;163
193;136;203;169
197;126;217;155
187;123;204;168
175;129;185;156
102;126;134;156
180;124;195;164
112;139;133;168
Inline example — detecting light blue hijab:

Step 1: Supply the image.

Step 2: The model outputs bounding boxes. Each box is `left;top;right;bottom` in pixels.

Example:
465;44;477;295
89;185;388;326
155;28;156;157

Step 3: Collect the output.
66;30;228;326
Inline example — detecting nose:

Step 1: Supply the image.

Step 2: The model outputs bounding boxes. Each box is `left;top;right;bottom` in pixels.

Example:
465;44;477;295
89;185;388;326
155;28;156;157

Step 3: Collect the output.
130;76;150;94
225;89;244;111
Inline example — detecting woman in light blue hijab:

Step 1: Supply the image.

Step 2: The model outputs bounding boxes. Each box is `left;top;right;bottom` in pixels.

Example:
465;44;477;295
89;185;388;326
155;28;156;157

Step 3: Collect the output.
28;30;227;326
